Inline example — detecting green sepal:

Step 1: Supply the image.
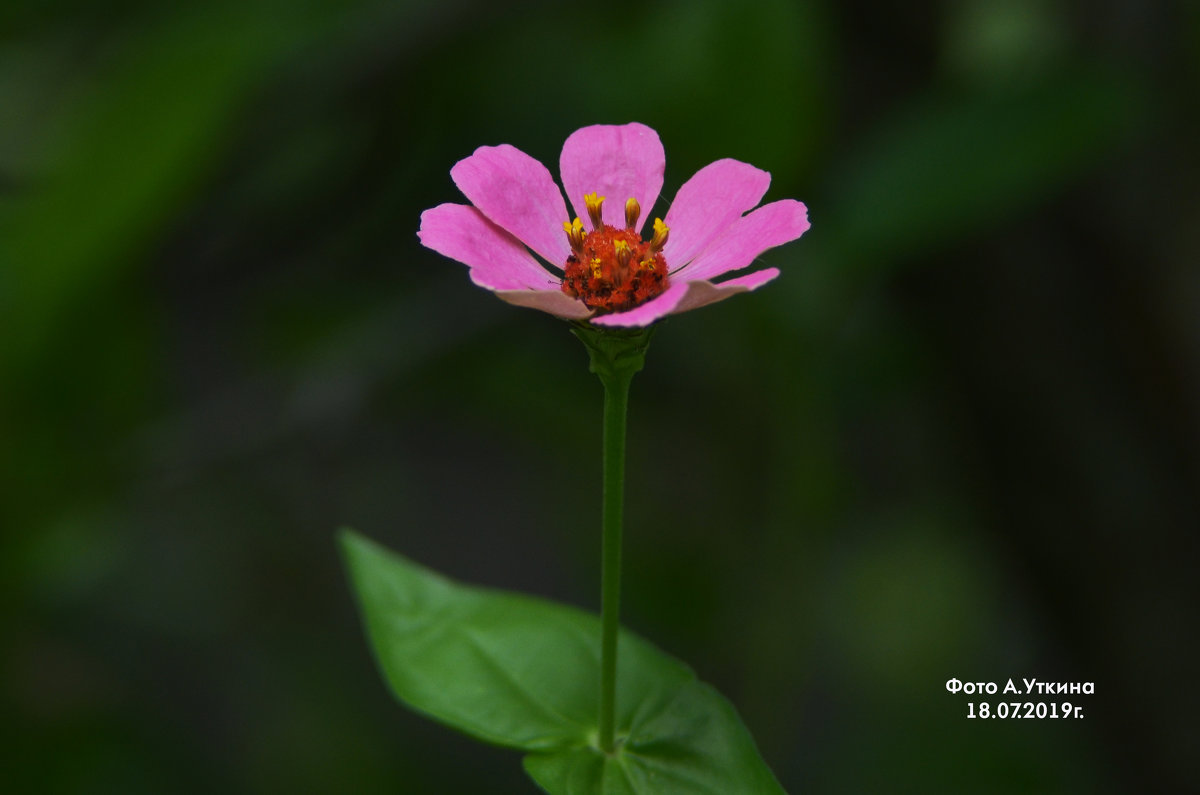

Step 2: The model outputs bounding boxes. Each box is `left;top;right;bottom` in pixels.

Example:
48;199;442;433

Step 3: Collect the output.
570;323;656;387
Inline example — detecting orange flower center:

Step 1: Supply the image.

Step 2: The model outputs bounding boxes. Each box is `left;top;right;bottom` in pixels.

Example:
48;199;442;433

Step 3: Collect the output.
561;193;670;314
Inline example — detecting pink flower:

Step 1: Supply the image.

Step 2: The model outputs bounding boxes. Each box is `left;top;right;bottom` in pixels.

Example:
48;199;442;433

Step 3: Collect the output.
418;123;810;327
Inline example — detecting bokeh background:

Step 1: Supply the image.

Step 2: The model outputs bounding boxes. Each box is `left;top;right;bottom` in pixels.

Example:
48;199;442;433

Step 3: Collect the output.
3;0;1198;792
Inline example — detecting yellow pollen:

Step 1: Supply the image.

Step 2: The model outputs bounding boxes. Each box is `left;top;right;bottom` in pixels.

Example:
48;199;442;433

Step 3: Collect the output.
590;257;603;279
624;197;641;230
584;192;606;230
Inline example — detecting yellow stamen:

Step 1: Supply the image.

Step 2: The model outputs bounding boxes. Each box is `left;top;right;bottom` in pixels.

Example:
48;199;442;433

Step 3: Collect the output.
584;192;605;230
614;239;632;272
590;257;603;279
649;217;669;252
624;197;641;230
563;217;585;254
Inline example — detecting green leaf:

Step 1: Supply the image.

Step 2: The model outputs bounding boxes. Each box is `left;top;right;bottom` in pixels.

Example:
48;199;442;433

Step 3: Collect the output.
340;530;787;794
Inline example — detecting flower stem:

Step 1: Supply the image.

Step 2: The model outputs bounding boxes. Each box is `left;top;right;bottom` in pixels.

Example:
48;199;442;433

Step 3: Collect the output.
572;324;655;755
598;361;630;753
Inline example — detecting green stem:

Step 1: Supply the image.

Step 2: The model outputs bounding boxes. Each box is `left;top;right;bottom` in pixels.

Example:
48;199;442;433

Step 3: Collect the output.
572;323;655;755
598;361;631;753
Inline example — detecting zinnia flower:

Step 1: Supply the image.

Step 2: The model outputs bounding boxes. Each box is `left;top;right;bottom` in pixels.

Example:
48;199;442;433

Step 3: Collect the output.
418;122;809;327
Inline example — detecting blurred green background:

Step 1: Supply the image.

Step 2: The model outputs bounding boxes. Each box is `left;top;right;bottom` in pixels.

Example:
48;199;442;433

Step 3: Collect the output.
3;0;1197;792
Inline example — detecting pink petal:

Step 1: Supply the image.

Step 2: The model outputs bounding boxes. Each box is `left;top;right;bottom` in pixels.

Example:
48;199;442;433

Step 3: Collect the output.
418;203;559;291
676;200;809;282
590;282;691;327
661;159;771;269
450;144;571;267
671;268;780;315
590;268;780;328
560;123;665;233
494;289;593;319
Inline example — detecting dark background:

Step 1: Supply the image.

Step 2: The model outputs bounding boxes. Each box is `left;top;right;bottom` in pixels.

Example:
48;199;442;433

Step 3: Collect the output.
3;0;1197;792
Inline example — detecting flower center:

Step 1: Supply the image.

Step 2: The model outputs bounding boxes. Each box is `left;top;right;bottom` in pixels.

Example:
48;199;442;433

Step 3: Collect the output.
561;193;670;314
